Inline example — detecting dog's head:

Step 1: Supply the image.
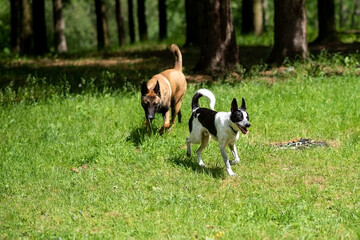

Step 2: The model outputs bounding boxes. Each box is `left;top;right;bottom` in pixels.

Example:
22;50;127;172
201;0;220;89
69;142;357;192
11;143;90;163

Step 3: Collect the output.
141;81;162;122
230;98;251;134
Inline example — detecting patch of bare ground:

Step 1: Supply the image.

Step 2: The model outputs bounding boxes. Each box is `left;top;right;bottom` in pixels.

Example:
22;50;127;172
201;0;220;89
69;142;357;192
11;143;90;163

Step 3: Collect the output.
270;138;340;149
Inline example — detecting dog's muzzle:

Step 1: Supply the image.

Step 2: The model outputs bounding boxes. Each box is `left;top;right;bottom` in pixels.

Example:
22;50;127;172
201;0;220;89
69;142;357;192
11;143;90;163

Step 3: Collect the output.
147;108;155;122
237;123;250;134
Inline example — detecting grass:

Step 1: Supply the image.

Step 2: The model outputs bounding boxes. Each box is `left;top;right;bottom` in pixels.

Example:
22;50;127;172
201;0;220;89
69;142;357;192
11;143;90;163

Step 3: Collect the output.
0;51;360;239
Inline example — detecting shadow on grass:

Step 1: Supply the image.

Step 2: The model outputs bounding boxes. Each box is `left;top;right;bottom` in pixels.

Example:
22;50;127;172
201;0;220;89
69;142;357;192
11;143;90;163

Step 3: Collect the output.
168;154;226;178
126;125;160;147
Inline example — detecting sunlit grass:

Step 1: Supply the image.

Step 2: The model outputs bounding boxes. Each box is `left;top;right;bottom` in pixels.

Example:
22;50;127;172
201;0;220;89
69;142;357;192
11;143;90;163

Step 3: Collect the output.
1;59;359;238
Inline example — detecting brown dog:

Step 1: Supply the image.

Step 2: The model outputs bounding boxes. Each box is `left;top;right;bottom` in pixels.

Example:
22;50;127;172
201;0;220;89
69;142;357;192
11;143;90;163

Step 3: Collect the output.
141;44;187;133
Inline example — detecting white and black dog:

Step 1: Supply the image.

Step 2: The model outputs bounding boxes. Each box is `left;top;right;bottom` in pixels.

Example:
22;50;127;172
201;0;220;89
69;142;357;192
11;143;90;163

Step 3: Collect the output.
186;89;250;176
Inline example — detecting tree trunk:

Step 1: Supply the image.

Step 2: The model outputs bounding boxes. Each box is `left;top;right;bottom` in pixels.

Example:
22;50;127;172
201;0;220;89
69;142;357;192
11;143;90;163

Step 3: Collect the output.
268;0;308;65
262;0;268;32
253;0;263;35
115;0;126;45
158;0;167;40
185;0;201;46
137;0;147;41
20;0;33;55
241;0;263;35
312;0;340;44
241;0;253;34
351;0;359;28
33;0;48;55
127;0;135;43
52;0;67;53
195;0;239;74
94;0;110;50
338;0;345;29
10;0;21;53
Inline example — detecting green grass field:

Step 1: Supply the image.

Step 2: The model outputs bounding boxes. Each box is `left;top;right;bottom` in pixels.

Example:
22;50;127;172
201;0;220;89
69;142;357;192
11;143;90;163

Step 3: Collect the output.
1;52;360;239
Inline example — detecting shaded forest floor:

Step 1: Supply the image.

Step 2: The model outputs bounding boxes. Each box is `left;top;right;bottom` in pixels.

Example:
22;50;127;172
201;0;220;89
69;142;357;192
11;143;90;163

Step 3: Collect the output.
1;42;359;93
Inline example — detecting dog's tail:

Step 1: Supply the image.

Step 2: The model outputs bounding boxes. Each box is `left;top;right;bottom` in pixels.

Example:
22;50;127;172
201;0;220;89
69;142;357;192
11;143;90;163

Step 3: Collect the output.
170;44;182;72
191;89;215;111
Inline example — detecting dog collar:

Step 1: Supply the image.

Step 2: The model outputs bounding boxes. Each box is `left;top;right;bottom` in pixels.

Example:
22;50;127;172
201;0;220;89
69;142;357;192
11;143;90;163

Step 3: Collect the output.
229;125;238;134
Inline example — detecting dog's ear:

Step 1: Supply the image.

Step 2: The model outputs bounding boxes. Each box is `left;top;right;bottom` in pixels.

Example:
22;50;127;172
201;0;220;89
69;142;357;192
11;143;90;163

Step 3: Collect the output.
141;82;148;96
231;98;238;112
240;97;246;110
154;81;161;97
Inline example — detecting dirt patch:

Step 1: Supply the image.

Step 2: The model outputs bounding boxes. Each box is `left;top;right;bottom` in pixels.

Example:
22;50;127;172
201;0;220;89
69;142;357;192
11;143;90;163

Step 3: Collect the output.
270;138;337;150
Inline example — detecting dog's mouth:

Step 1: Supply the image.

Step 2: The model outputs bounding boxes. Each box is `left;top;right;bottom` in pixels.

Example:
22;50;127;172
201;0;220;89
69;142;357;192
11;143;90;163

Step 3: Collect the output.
237;124;249;135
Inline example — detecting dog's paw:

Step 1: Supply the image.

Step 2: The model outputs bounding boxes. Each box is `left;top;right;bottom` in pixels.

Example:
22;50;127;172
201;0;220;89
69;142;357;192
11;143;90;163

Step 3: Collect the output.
199;162;206;167
227;169;236;176
186;151;191;157
230;159;240;165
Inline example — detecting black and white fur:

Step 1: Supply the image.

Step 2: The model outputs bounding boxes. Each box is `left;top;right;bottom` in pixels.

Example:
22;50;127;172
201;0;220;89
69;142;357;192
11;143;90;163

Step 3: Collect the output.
186;89;251;176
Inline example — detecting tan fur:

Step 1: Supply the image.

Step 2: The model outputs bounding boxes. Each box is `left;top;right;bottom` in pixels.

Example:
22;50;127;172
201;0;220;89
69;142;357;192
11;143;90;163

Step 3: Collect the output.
141;44;187;133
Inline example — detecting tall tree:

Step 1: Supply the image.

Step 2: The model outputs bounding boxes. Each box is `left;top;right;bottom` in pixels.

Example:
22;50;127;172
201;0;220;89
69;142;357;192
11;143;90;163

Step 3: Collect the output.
94;0;110;50
262;0;269;32
127;0;135;43
20;0;33;55
137;0;147;41
351;0;359;28
311;0;340;44
52;0;67;53
33;0;48;55
10;0;21;53
268;0;308;64
195;0;239;74
115;0;126;45
185;0;201;46
242;0;263;35
158;0;167;40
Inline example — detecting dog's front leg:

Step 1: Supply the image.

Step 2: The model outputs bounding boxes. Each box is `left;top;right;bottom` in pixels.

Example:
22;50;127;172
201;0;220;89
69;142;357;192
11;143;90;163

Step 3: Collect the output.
219;145;235;176
229;144;240;165
160;111;171;134
145;119;151;135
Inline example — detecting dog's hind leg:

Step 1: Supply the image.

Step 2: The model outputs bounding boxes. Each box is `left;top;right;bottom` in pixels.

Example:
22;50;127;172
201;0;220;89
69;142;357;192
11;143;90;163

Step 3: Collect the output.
220;145;235;176
186;137;192;157
229;143;240;165
196;133;210;167
177;110;182;123
170;100;184;128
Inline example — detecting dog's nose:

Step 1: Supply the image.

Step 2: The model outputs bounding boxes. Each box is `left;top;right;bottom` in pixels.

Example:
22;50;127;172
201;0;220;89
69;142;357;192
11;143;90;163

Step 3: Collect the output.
245;123;251;128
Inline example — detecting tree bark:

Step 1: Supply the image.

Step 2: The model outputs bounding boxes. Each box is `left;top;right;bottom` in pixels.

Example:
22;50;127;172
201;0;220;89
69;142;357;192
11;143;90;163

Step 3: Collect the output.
137;0;147;41
20;0;33;55
311;0;340;44
115;0;126;45
158;0;167;40
52;0;67;53
195;0;239;74
94;0;110;50
268;0;308;65
10;0;21;53
127;0;135;43
33;0;48;55
185;0;201;46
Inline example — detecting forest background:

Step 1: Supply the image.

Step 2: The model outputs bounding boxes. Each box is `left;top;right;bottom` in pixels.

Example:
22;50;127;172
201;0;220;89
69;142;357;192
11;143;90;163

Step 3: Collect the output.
0;0;359;53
